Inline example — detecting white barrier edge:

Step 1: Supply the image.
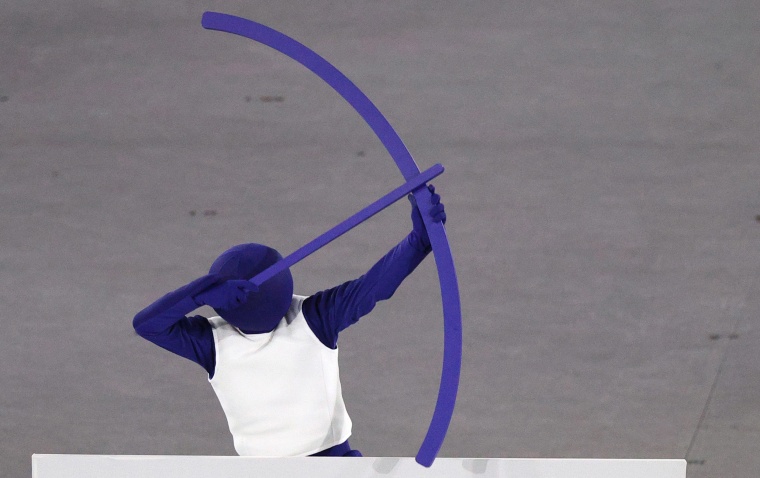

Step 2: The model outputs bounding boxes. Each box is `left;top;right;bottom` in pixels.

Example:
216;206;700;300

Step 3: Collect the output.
32;454;687;478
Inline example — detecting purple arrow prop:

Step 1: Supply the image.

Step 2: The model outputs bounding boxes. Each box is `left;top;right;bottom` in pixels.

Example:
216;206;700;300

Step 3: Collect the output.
250;163;443;287
201;12;462;466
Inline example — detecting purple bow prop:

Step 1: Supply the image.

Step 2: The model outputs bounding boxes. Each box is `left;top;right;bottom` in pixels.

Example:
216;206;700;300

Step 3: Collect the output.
201;12;462;467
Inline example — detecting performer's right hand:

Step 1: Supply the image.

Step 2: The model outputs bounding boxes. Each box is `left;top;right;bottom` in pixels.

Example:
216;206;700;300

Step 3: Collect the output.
192;278;259;310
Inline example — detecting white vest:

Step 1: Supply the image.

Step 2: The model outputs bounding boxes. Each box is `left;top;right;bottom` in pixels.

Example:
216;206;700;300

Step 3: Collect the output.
207;295;352;456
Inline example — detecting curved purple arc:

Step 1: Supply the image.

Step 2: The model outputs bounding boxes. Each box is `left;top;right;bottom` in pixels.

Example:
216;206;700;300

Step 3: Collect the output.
201;12;461;467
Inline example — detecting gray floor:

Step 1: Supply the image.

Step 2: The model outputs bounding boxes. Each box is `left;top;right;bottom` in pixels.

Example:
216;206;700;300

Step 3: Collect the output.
2;1;759;477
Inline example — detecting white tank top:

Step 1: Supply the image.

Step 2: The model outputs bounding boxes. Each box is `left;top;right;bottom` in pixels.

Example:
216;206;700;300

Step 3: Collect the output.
207;295;352;456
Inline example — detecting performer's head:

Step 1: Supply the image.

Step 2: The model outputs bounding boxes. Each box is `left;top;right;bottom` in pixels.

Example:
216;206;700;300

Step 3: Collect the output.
208;243;294;334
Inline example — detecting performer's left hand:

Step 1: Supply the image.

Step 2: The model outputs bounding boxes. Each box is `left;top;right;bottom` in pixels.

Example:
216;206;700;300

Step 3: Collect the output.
192;278;259;310
408;184;446;249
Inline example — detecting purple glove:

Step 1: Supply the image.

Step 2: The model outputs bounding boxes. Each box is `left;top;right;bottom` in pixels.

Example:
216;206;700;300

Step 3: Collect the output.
192;278;259;310
408;184;446;249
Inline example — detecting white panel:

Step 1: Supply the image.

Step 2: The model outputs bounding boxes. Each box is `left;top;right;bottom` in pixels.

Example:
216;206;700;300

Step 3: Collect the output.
32;455;686;478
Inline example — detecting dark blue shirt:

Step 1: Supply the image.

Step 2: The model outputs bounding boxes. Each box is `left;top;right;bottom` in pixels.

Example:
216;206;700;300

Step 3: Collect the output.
133;232;429;377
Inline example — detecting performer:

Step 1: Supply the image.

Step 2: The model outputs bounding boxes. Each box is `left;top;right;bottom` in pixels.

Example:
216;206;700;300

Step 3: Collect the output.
133;186;445;457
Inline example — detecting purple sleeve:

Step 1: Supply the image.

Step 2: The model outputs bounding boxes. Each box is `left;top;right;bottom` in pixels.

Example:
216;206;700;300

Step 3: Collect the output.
133;274;220;376
302;231;430;349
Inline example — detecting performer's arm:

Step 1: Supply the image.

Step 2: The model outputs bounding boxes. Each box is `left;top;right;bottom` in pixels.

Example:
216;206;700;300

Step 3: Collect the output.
303;185;446;348
303;232;429;348
132;274;223;376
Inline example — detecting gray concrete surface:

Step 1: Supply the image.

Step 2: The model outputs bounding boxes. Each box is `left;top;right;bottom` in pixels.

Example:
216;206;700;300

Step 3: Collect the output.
2;1;759;477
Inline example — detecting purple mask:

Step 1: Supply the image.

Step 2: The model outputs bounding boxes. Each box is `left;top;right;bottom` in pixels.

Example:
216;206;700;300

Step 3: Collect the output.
208;243;294;334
